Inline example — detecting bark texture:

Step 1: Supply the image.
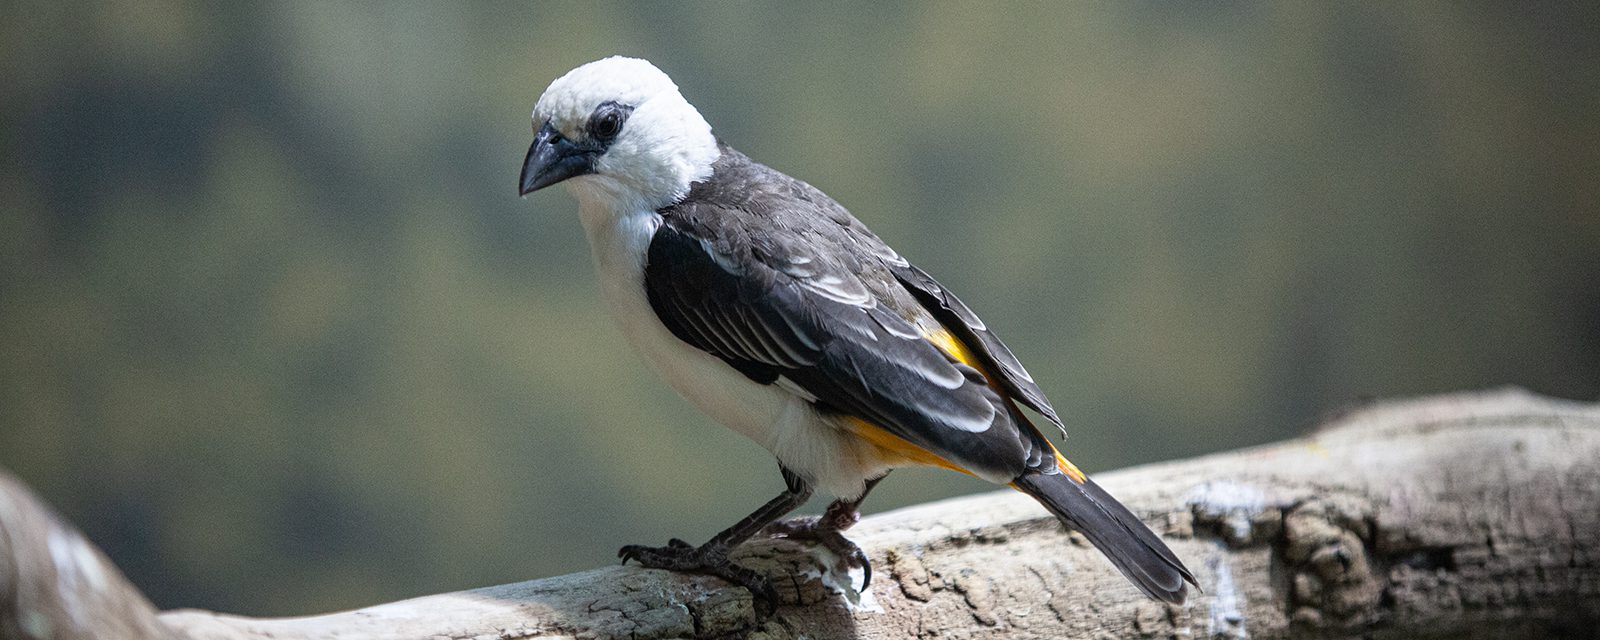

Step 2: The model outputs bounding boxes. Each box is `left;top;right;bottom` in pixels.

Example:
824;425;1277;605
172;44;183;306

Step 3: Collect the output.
4;389;1598;639
0;474;171;640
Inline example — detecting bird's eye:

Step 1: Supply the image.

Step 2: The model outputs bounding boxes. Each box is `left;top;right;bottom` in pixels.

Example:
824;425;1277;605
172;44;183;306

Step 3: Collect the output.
591;110;622;141
588;102;632;143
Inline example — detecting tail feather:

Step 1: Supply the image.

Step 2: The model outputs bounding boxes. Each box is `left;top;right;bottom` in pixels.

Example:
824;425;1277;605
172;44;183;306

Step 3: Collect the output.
1014;471;1196;604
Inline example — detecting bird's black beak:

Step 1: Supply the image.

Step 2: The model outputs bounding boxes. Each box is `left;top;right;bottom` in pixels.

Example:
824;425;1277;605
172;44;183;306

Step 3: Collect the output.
519;121;597;196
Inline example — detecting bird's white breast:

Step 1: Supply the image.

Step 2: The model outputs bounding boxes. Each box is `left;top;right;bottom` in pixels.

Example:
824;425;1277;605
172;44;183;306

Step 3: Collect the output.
575;203;889;498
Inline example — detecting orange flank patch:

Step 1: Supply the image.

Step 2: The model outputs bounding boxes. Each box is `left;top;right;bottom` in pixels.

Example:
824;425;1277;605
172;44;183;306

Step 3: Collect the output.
844;416;974;476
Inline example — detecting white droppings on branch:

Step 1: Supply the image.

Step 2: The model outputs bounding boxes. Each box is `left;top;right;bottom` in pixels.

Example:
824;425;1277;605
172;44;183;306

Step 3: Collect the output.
1187;480;1268;546
1207;548;1248;639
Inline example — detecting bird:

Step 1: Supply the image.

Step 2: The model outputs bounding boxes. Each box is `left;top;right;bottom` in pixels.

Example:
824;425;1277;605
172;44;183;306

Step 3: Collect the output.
518;56;1196;608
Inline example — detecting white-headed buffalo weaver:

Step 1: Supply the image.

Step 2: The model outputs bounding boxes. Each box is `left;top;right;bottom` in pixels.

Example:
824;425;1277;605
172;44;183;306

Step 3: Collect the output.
519;57;1196;607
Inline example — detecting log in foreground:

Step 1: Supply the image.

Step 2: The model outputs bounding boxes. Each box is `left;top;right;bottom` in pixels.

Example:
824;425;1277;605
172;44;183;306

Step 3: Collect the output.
6;389;1600;639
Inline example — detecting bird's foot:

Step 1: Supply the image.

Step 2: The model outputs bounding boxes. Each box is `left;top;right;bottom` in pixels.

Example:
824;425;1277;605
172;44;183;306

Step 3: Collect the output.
618;540;779;614
762;515;872;591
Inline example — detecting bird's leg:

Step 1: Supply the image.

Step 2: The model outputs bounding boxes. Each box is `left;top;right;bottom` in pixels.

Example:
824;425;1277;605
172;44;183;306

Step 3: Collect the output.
762;473;887;590
619;467;812;613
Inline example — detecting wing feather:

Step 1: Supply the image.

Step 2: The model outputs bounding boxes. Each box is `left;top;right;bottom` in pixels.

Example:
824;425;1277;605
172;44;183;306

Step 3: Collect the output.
642;143;1061;480
892;264;1066;435
645;219;1045;481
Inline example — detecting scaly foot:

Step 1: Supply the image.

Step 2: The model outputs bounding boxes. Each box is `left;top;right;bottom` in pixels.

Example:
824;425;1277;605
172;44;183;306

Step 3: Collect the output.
618;540;778;614
762;514;872;590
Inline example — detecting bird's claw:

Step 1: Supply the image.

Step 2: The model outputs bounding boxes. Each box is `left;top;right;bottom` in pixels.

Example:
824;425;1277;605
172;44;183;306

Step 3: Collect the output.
762;516;873;591
618;541;779;615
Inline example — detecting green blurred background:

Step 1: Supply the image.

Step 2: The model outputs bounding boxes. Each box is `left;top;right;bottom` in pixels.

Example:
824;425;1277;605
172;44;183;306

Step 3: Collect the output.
2;1;1596;617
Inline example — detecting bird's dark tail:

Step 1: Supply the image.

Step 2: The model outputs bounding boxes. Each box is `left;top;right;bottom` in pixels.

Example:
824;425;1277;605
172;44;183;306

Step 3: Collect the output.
1013;471;1196;604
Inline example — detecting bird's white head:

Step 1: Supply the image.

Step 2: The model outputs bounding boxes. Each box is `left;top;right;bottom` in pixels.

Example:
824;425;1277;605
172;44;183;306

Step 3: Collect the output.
519;57;719;212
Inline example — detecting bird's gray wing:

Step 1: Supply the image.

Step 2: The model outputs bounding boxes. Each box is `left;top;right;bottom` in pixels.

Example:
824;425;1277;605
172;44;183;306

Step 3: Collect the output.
643;216;1053;481
888;264;1066;436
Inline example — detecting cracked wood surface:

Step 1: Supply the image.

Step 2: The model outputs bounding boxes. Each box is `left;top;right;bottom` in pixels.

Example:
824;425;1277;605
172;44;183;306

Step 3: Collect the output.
5;388;1599;639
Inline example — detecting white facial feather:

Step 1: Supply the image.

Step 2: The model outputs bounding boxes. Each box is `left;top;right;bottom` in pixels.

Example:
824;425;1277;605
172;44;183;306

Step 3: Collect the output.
533;57;719;211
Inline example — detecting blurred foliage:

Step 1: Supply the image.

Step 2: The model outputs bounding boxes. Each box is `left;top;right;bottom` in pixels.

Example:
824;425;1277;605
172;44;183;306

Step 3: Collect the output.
2;0;1597;617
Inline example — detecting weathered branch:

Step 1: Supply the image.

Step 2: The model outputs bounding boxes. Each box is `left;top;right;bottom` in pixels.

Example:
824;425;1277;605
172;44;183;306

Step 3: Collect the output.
0;473;171;640
5;388;1599;639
